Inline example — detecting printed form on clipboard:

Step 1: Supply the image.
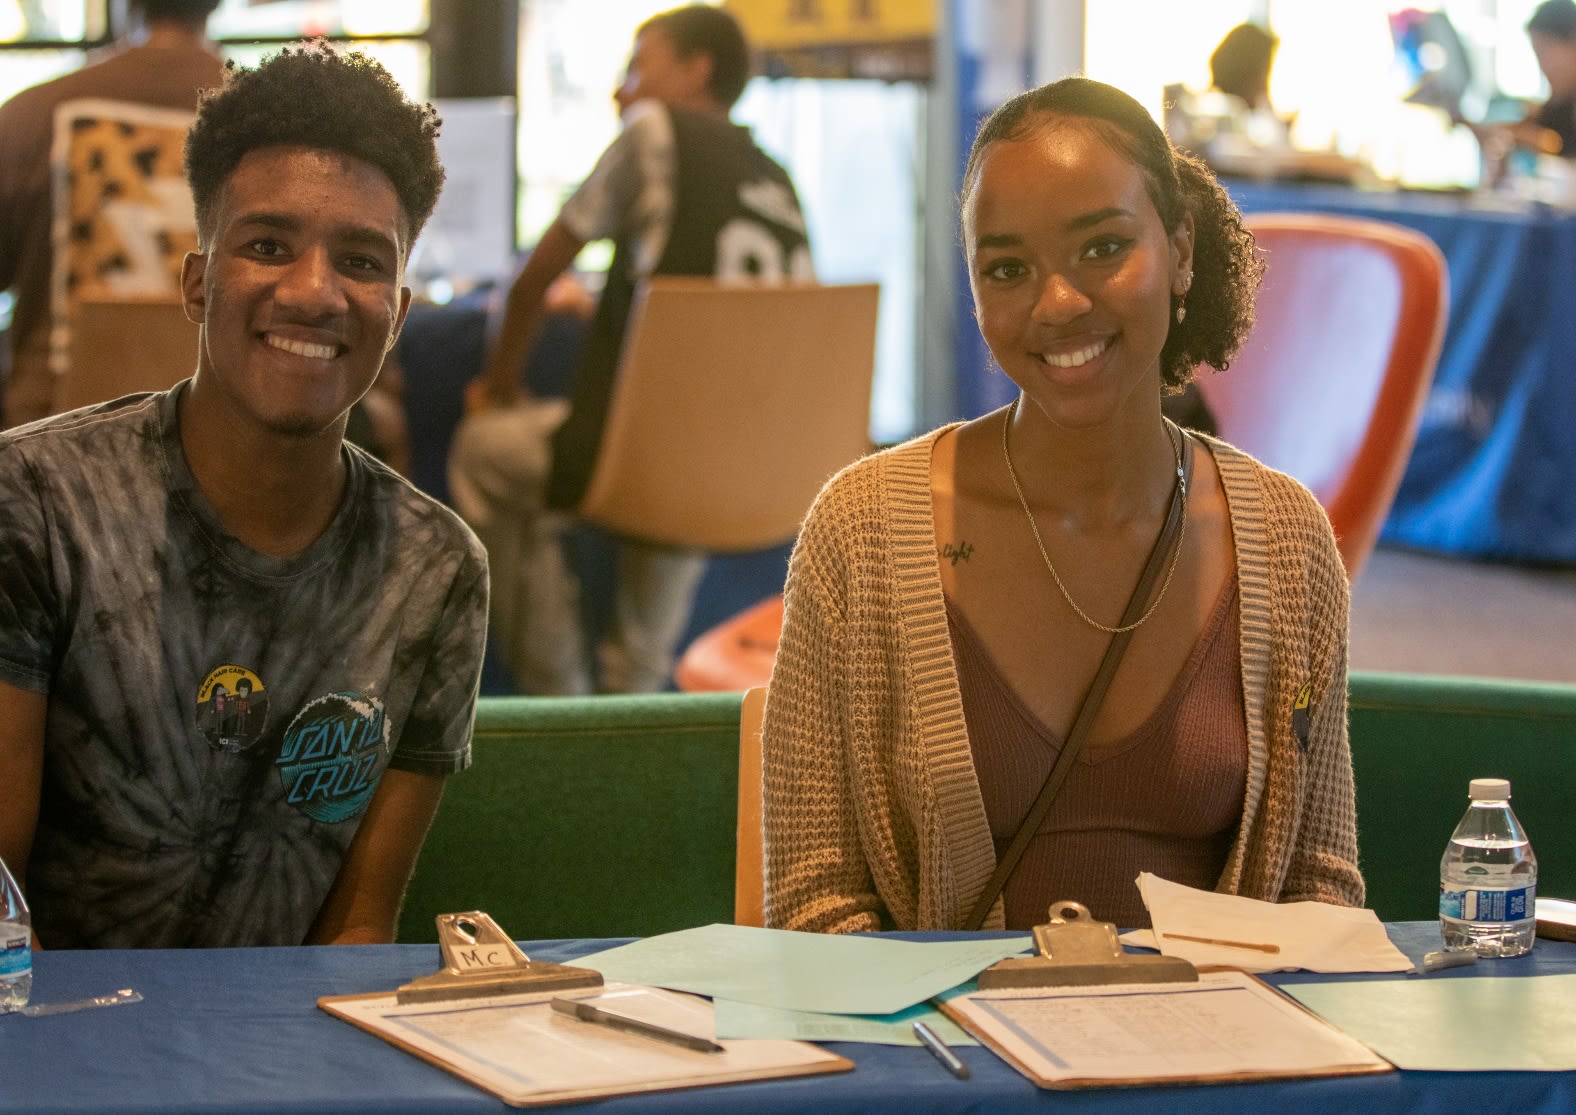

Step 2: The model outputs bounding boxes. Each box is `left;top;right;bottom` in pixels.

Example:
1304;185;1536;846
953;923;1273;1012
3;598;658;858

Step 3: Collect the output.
319;981;851;1107
941;969;1392;1089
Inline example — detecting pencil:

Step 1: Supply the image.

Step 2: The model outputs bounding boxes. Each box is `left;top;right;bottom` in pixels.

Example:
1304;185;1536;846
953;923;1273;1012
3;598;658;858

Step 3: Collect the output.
1160;932;1282;954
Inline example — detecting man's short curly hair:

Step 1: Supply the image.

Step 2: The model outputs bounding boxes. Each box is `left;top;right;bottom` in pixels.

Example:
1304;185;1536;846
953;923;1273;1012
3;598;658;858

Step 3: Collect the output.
961;77;1263;391
185;41;444;253
1529;0;1576;40
139;0;221;22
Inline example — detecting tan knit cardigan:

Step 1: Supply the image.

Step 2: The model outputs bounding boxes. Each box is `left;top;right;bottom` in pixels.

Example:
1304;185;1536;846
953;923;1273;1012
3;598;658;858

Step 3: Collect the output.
761;426;1364;933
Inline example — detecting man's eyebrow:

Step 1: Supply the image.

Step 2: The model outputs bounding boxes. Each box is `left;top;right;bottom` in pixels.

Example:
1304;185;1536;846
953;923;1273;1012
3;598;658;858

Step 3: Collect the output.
234;211;400;254
235;212;299;233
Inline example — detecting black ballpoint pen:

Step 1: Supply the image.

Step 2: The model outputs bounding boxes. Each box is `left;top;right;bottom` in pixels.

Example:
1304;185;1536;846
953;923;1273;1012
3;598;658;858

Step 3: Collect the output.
550;996;725;1053
913;1020;970;1079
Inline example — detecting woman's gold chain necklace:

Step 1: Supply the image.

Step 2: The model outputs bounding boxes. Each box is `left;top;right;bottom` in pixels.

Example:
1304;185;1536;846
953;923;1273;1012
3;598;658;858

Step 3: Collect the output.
1000;397;1187;634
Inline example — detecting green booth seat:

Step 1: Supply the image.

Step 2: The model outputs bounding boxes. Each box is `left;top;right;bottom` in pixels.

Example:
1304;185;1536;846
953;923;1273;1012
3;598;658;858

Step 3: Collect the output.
397;692;742;944
1348;671;1576;922
398;672;1576;943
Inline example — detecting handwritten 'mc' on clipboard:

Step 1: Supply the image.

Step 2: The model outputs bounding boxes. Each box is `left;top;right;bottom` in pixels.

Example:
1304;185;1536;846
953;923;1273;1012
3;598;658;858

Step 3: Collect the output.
942;969;1392;1090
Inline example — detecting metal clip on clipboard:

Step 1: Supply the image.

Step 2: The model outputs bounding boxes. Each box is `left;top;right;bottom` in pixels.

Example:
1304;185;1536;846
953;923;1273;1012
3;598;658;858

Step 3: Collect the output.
977;900;1198;989
396;911;604;1004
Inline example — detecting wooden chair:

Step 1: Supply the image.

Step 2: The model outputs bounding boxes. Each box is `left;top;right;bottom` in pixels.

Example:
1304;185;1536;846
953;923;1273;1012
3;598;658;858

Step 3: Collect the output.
1196;212;1449;579
49;99;199;413
575;277;880;551
734;686;768;927
62;297;195;411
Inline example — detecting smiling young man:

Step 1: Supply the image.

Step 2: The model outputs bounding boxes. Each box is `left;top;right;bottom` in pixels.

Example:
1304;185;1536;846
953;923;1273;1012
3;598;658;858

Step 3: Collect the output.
0;44;488;949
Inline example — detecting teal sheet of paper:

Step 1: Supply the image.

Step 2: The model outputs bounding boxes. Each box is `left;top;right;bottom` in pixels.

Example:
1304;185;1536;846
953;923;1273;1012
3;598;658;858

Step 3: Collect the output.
573;924;1030;1015
711;997;979;1045
1286;973;1576;1071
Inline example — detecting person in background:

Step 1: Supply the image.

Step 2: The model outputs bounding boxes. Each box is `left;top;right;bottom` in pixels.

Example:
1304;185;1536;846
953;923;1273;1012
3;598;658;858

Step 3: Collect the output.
0;0;225;430
0;42;488;949
450;3;813;695
1208;22;1279;113
1526;0;1576;155
763;77;1362;933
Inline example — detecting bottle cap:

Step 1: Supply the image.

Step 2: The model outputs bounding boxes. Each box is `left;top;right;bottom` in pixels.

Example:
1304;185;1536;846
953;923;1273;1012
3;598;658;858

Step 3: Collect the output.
1469;777;1511;800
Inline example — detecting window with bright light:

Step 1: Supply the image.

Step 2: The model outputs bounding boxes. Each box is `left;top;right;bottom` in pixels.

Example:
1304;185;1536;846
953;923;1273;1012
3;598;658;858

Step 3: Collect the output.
1084;0;1559;190
1;0;431;105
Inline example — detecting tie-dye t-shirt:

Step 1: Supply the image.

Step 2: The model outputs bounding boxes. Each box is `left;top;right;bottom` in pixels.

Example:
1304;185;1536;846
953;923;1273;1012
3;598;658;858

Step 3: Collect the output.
0;384;488;947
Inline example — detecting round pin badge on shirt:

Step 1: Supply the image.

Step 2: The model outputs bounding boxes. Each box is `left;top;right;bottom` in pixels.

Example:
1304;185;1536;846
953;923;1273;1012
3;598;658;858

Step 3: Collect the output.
196;664;271;753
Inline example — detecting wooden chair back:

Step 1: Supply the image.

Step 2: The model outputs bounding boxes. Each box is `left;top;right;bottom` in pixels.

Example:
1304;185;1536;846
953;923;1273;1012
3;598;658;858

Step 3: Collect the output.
577;278;880;552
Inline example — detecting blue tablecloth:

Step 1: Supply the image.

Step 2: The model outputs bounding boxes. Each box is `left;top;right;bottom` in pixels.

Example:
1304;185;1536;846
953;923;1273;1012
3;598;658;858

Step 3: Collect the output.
1227;180;1576;564
3;926;1573;1113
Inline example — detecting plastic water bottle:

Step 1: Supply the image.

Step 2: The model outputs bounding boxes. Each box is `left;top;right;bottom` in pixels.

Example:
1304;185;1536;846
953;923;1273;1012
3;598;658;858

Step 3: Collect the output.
1439;778;1537;957
0;855;30;1011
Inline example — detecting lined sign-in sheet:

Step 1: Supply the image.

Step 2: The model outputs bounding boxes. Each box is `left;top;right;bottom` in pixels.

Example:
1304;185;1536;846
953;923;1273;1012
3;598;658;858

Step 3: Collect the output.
944;970;1391;1089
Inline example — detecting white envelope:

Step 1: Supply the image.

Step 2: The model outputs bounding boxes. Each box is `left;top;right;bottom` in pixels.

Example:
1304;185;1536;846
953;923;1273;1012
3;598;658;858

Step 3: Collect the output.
1118;872;1412;973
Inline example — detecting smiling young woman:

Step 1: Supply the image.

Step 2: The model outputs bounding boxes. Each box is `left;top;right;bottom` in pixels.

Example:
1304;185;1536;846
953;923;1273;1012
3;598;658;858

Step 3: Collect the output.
762;77;1363;935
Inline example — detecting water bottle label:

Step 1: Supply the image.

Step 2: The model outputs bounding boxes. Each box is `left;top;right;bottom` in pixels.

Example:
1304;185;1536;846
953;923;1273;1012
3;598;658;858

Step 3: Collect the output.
0;937;29;977
1439;885;1536;922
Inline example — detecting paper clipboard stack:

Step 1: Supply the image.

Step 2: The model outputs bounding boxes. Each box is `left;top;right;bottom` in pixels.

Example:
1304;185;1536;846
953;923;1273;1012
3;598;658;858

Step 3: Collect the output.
943;899;1394;1090
320;912;851;1107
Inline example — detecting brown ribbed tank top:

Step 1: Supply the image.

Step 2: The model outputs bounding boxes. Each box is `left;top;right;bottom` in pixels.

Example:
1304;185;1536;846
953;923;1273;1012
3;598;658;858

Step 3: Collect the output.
947;576;1248;929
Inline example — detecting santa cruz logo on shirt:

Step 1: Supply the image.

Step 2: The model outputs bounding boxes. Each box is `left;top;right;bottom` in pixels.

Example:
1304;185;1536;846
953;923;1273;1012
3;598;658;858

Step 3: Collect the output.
276;691;390;824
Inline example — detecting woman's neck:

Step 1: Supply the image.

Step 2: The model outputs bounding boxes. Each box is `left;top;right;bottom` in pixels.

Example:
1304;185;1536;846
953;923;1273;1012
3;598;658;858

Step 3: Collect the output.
1003;398;1180;527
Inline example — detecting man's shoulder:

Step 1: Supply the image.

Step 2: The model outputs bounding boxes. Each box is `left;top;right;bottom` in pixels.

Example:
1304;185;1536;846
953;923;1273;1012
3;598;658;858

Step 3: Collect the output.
0;43;222;122
349;446;488;570
1;392;165;469
0;52;127;119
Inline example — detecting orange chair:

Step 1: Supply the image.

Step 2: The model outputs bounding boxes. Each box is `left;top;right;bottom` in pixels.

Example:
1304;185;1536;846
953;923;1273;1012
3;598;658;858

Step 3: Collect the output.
1195;212;1448;580
673;595;784;694
675;212;1449;693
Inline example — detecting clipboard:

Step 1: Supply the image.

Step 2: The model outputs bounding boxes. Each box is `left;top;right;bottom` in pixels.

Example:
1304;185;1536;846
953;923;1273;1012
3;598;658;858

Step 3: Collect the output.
319;982;853;1108
940;968;1394;1090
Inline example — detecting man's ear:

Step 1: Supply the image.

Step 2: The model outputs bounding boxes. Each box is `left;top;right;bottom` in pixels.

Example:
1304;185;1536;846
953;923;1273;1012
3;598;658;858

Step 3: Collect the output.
684;52;716;105
180;251;208;325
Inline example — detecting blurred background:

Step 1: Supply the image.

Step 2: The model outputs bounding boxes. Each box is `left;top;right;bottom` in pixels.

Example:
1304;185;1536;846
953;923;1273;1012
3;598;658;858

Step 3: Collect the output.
3;0;1558;445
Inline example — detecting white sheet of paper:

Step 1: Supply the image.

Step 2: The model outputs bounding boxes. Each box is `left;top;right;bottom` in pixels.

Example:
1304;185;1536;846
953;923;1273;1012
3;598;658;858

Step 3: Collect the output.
1126;873;1412;973
573;923;1031;1015
323;982;846;1104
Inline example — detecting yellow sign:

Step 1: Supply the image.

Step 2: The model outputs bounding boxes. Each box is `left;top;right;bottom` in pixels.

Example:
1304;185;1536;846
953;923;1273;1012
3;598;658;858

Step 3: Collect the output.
725;0;934;49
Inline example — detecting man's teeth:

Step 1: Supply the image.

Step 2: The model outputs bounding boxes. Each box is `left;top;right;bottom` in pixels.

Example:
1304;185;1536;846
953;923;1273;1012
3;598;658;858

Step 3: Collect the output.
267;335;337;360
1042;341;1107;369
